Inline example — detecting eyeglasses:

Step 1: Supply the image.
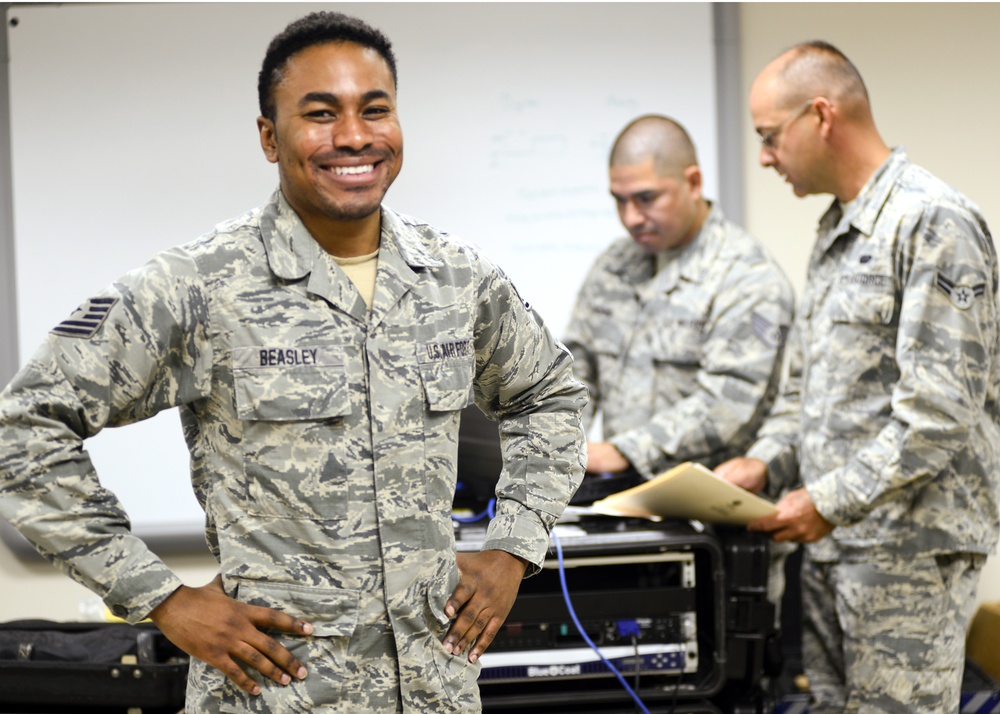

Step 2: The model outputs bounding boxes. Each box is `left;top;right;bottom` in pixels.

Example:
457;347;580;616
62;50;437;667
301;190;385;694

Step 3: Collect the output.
758;99;815;152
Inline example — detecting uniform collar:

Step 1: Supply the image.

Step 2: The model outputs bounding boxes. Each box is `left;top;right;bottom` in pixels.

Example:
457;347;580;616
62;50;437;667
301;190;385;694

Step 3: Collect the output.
365;209;445;329
819;147;909;245
377;208;444;271
258;189;319;281
850;147;908;237
257;189;443;325
652;201;725;291
613;201;724;292
259;189;443;276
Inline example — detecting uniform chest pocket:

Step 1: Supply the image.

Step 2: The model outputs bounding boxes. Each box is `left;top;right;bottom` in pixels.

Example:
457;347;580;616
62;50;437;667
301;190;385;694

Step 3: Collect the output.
418;340;475;412
232;346;350;420
647;325;702;408
581;315;628;358
818;287;898;403
650;323;703;365
415;339;475;517
825;284;896;326
231;346;351;521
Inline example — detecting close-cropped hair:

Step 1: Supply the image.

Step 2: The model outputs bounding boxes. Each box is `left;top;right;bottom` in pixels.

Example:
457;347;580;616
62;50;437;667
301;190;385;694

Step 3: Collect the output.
257;11;398;121
609;115;699;177
788;40;869;103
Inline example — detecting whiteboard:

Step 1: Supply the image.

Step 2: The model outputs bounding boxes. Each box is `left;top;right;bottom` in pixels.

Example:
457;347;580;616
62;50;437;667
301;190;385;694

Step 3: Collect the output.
5;2;718;549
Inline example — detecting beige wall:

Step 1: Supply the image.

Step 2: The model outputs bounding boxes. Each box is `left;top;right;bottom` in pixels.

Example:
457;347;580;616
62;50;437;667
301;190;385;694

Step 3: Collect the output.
2;1;999;624
0;541;219;622
739;2;1000;611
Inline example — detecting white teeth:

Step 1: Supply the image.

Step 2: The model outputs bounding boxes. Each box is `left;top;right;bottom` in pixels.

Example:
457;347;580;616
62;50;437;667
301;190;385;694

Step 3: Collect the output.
331;164;374;175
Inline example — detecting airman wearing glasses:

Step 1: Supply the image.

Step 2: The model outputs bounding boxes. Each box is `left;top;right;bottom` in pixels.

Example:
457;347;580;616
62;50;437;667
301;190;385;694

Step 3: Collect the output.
716;40;1000;714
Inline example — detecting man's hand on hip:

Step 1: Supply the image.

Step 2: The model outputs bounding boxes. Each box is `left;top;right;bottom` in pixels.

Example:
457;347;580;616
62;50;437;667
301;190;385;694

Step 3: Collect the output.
443;550;528;663
148;574;313;696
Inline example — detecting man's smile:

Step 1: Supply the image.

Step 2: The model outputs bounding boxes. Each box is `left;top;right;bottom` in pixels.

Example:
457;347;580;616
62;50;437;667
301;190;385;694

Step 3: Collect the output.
329;163;375;176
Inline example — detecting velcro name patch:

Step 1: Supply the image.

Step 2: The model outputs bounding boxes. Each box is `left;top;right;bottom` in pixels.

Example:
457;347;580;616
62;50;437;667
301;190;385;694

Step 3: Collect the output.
232;346;343;370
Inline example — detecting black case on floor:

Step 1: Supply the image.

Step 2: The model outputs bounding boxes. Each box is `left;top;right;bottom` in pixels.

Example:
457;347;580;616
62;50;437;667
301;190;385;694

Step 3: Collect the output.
0;620;188;714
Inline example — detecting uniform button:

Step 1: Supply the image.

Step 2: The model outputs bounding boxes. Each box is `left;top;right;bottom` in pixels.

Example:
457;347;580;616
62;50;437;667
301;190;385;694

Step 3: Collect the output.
111;605;128;618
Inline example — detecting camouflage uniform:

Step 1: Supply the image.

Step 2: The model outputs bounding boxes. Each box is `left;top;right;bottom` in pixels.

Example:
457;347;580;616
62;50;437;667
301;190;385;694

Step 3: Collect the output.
748;149;1000;713
563;203;795;479
0;190;588;713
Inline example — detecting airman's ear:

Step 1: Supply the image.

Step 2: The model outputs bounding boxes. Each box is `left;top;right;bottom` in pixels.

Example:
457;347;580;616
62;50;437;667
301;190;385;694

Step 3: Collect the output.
257;116;279;164
811;96;835;140
684;164;703;201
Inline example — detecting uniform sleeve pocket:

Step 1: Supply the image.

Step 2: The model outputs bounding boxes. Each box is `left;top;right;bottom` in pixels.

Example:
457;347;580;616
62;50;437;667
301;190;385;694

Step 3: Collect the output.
232;346;350;421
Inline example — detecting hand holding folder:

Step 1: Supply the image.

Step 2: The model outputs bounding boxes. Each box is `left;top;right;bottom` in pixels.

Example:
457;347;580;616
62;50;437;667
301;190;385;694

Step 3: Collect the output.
591;461;777;526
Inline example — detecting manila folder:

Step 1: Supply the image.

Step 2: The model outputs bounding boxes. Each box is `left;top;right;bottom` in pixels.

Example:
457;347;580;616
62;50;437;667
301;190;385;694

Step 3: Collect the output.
591;461;777;526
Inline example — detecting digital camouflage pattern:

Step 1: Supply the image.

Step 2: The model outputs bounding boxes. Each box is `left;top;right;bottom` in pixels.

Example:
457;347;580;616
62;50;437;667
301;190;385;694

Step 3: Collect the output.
801;552;985;714
563;203;795;479
0;190;588;712
748;148;1000;561
747;148;1000;712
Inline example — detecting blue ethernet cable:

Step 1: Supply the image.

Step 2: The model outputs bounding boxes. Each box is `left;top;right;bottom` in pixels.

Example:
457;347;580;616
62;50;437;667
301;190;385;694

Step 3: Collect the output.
452;498;496;524
551;528;651;714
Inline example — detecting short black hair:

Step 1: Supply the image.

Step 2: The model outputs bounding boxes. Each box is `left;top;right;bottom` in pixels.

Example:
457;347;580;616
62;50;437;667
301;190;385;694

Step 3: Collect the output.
257;11;397;121
610;115;699;177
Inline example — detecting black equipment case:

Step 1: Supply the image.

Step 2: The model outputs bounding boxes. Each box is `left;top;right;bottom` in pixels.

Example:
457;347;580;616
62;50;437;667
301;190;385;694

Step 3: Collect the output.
0;620;188;713
458;518;728;711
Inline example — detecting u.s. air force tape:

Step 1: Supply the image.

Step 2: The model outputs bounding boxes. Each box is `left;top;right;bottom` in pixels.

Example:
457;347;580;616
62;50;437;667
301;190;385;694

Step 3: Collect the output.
422;339;473;362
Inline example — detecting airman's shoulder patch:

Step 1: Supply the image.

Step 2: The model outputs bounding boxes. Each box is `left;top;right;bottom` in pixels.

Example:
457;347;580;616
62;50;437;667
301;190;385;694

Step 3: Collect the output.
751;311;788;349
936;272;985;311
51;297;119;338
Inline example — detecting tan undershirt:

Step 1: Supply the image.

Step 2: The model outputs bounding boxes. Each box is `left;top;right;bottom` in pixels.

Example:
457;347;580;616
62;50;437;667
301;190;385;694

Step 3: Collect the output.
334;248;379;310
